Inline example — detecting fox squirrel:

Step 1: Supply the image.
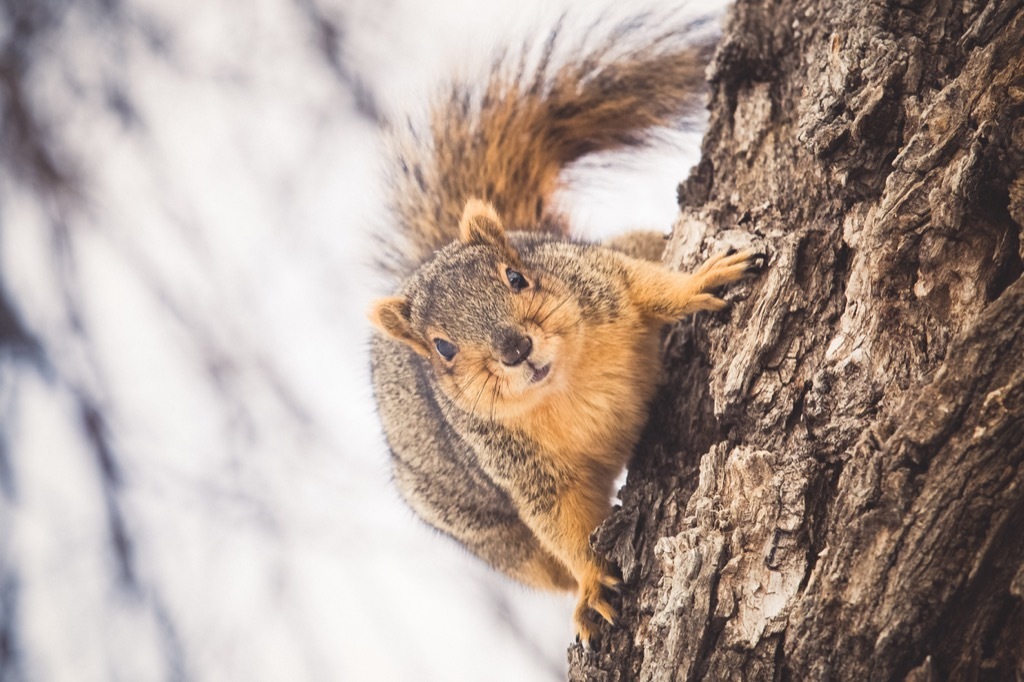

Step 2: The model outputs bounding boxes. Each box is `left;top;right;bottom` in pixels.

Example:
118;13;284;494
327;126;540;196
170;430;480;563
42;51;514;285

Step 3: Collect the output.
368;19;757;647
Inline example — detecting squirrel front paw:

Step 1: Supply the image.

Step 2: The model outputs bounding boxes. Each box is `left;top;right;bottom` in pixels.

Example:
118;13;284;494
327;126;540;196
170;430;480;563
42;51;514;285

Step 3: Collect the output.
669;249;761;315
693;249;761;289
573;569;621;650
621;246;766;321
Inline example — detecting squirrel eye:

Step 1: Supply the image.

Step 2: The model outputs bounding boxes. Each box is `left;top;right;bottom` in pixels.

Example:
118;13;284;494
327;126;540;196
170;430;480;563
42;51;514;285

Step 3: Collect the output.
505;268;529;292
433;338;458;361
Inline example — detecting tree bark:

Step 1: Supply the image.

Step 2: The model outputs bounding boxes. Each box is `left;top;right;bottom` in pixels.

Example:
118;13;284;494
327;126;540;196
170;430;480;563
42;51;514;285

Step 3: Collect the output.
570;1;1024;679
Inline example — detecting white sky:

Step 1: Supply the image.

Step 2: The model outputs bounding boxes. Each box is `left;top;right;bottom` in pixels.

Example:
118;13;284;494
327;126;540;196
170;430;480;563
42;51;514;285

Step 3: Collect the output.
0;0;726;679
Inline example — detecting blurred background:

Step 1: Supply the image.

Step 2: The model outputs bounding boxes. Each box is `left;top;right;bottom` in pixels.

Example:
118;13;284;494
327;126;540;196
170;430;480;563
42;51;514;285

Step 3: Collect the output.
0;0;722;679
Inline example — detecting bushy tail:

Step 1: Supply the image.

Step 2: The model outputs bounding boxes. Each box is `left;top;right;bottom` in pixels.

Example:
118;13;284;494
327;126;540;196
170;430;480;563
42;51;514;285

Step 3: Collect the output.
382;15;716;276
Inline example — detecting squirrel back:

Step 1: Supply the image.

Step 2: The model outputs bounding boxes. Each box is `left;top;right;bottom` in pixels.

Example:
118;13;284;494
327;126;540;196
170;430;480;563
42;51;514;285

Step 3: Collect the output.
380;17;713;276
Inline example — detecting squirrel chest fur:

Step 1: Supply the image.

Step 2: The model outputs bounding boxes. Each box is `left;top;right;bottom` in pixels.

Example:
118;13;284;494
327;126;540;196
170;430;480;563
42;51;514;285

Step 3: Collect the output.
368;21;755;645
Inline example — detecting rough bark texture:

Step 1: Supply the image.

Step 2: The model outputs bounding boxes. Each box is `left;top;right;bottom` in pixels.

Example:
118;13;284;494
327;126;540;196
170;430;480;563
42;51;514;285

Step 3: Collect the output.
569;1;1024;679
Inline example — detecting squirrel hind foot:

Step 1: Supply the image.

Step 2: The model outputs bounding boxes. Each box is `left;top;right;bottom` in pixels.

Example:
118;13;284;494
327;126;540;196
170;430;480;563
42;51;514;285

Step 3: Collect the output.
572;571;621;649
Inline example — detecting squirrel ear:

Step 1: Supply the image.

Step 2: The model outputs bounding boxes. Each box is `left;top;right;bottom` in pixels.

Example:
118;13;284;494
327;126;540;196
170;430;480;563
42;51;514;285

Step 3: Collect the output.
459;199;509;250
369;296;429;357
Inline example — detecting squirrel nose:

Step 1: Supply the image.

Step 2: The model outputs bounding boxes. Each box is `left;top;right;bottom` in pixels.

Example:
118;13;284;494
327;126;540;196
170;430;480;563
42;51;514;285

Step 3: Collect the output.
497;331;533;366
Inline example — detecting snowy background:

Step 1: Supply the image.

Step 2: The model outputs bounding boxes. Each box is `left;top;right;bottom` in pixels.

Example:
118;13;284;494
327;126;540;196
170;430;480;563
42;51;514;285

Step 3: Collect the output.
0;0;722;679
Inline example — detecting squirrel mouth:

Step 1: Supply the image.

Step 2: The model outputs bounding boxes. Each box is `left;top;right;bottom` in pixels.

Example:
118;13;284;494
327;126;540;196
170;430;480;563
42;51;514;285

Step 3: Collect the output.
528;362;551;384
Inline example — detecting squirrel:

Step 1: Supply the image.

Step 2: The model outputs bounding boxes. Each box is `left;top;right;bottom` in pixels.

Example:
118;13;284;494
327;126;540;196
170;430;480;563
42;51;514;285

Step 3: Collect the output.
368;17;757;647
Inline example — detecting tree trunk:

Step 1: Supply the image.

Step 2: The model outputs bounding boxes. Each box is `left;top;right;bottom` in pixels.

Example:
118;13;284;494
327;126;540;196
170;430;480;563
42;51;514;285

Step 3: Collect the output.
570;1;1024;679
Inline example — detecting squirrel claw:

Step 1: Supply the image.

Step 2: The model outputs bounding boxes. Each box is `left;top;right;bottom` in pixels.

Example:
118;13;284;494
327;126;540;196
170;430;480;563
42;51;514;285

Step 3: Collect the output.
745;252;768;275
575;622;600;652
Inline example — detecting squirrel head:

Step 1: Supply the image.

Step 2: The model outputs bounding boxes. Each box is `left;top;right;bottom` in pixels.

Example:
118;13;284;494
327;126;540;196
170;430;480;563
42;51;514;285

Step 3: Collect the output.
369;199;582;420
